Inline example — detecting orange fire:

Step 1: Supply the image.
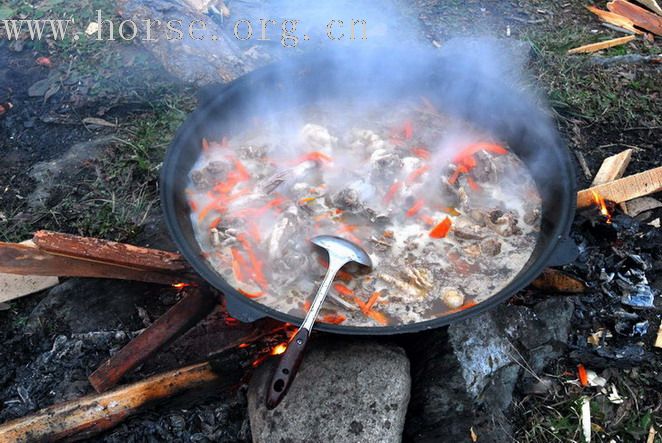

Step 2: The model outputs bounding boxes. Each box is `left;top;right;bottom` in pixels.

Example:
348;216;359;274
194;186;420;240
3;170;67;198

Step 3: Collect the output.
172;282;191;290
271;343;288;356
591;190;612;223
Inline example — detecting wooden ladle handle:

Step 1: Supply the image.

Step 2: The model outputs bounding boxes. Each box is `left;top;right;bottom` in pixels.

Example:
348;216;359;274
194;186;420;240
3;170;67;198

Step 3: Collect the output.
266;328;310;409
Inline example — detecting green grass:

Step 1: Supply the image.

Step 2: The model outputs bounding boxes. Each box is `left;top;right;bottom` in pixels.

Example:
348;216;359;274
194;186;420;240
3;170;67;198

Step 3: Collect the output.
523;27;661;127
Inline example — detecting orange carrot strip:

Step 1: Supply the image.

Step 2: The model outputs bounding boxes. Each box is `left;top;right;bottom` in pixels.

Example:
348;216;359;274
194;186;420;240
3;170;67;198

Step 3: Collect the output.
367;310;389;325
238;288;264;299
202;138;210;152
321;314;346;325
210;216;222;229
403;120;413;139
334;283;354;296
577;364;589;387
411;147;431;159
237;234;267;288
353;296;369;314
247;221;261;243
406;199;426;217
446;300;478;315
429;217;452;239
384;181;402;204
198;201;218;223
452;142;507;163
466;177;481;191
407;165;430;185
234;159;251;181
420;215;436;226
303;300;312;311
366;291;382;311
440;207;461;216
230;248;247;282
188;200;198;212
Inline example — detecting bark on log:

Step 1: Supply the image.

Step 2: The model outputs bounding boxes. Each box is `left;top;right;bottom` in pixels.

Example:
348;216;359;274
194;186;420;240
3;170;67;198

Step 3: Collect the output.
89;286;218;393
0;242;186;286
33;231;189;273
0;358;245;442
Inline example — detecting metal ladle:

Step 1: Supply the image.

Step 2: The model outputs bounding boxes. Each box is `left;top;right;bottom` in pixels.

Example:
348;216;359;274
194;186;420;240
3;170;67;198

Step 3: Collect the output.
266;235;373;409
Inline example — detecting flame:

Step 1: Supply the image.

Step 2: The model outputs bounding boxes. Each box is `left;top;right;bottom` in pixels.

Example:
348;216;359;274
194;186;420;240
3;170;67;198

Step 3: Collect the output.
172;282;191;289
591;190;612;224
271;343;288;355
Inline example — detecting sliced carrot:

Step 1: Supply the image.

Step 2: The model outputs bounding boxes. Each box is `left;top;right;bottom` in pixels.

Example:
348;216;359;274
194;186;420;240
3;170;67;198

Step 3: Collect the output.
411;147;431;159
237;234;267;288
234;159;251;181
303;300;312;311
367;310;389;325
446;300;478;314
230;248;247;282
429;217;452;239
366;291;382;311
466;177;481;191
334;283;354;296
440;207;461;216
403;120;413;139
453;142;508;163
407;165;430;185
202;138;210;152
210;216;222;229
321;314;346;324
188;200;198;212
577;364;589;387
238;288;264;299
384;181;402;204
406;199;426;217
353;296;369;314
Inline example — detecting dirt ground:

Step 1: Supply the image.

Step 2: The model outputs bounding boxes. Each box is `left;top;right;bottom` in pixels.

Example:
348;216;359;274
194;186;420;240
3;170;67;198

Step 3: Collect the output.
1;0;660;441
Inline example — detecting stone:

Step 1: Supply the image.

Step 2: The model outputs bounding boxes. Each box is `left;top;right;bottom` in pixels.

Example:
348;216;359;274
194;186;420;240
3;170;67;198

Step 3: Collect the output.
248;339;410;443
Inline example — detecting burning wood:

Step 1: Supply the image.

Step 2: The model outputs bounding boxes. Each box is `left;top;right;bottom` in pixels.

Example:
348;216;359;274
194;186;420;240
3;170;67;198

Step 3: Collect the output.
608;0;662;35
577;166;662;208
568;35;636;54
89;286;218;393
32;230;189;273
586;5;644;34
0;241;186;286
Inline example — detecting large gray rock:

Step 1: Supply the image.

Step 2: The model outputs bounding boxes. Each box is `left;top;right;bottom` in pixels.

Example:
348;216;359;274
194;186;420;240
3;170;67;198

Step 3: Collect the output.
248;339;410;443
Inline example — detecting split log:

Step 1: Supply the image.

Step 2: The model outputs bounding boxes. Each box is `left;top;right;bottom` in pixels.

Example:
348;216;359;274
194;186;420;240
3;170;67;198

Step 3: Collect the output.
586;5;644;34
0;242;186;286
568;35;636;54
608;0;662;35
591;149;633;186
0;273;59;304
531;269;587;293
577;166;662;208
0;357;247;442
89;287;218;393
32;231;188;273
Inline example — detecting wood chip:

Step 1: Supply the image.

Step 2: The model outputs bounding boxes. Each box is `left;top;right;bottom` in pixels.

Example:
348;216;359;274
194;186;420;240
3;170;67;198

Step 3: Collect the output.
609;0;662;35
591;149;633;186
655;322;662;348
623;196;662;216
586;5;644;34
531;269;587;293
577;166;662;208
568;35;636;54
0;273;59;304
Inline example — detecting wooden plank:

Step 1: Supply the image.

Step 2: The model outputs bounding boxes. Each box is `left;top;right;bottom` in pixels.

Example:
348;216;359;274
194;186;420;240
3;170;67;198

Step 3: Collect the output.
635;0;662;15
0;273;59;304
0;359;242;442
609;0;662;35
591;149;633;186
586;5;644;34
32;231;188;273
568;35;636;54
531;269;587;293
89;287;218;393
577;166;662;208
0;242;186;286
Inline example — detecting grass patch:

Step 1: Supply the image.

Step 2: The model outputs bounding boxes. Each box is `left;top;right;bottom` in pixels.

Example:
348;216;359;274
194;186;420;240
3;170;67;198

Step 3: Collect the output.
524;27;661;127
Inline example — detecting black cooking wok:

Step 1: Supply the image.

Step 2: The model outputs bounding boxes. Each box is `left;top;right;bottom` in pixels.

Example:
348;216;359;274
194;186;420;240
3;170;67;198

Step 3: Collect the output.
160;47;578;334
